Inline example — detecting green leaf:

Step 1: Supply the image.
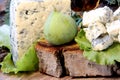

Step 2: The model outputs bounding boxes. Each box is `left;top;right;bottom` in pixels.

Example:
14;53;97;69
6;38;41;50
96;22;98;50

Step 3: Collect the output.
0;53;17;73
84;43;120;65
16;44;39;72
75;29;120;65
0;25;11;49
75;29;91;50
0;44;39;73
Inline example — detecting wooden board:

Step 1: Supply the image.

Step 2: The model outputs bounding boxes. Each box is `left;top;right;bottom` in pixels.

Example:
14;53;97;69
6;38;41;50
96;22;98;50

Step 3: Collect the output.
1;71;120;80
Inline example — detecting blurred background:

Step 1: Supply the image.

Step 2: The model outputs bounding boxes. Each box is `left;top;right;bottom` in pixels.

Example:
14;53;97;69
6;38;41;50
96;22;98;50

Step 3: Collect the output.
0;0;10;26
0;0;10;62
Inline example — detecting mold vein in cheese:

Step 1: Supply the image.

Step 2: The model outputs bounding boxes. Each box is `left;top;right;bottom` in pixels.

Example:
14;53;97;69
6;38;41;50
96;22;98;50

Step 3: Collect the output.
92;35;113;51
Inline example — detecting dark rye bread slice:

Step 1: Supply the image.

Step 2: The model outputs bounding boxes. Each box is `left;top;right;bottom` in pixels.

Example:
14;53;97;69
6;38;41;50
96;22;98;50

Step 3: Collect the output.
35;40;64;78
63;49;112;77
61;43;113;77
35;40;120;77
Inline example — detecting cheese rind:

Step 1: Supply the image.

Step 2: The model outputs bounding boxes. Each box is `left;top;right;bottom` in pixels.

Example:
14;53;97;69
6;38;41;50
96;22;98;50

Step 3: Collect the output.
10;0;70;63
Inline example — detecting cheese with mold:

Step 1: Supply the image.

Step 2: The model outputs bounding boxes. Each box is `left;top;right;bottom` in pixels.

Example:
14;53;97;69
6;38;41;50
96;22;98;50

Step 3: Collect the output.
10;0;70;63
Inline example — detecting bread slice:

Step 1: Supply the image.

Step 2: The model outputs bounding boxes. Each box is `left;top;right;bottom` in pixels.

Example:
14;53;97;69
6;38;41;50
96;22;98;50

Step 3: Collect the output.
63;47;112;77
35;40;64;78
35;40;120;77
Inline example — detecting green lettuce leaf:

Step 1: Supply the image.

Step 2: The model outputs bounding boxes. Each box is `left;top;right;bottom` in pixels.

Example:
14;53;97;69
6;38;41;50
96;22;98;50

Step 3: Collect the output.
75;29;91;51
0;53;17;73
75;29;120;65
15;44;39;72
0;25;11;49
0;44;39;73
84;43;120;65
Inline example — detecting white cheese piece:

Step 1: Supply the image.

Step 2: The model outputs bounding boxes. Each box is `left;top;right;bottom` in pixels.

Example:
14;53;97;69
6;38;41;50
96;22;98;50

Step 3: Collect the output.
106;20;120;42
10;0;71;63
84;22;107;42
113;7;120;20
92;35;113;51
83;6;113;27
118;32;120;42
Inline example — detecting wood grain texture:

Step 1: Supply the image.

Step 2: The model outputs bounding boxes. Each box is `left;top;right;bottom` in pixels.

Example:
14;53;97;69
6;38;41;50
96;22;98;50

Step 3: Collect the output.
1;71;120;80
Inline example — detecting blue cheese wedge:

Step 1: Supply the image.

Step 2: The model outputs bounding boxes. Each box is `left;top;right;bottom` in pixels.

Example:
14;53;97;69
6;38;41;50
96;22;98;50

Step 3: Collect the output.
10;0;70;63
83;6;113;27
84;22;107;42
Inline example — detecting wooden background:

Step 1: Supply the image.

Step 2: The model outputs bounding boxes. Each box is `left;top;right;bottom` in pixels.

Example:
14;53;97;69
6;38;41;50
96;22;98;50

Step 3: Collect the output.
1;70;120;80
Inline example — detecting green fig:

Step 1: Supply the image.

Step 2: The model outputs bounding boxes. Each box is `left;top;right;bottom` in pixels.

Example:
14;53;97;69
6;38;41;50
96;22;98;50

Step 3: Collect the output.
43;10;77;45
